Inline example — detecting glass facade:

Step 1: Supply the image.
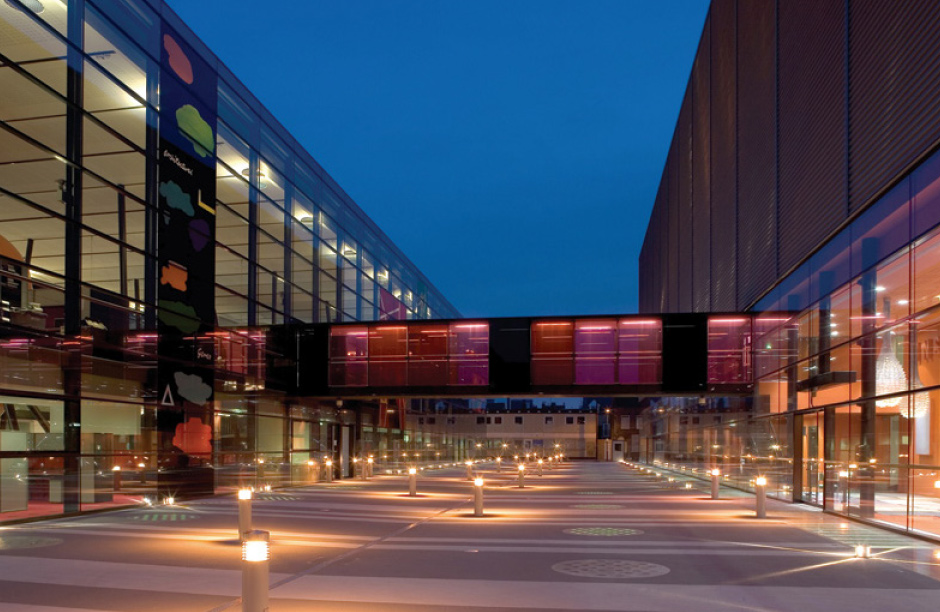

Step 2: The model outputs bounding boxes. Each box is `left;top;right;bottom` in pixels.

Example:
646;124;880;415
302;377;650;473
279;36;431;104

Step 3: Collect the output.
0;0;458;522
641;147;940;541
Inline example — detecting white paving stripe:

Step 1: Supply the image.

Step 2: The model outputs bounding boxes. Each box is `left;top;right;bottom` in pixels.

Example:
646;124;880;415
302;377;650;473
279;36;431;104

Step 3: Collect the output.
272;577;940;611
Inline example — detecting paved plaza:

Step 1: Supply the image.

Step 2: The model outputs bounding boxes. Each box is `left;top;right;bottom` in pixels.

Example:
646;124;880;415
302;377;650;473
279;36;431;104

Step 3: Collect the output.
0;461;938;611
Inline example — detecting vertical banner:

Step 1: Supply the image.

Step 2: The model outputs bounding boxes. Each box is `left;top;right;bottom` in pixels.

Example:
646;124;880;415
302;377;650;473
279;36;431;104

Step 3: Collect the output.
156;26;218;498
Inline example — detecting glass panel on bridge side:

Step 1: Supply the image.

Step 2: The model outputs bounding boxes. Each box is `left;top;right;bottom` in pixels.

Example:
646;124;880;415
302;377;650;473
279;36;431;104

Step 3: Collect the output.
618;319;662;384
368;325;406;386
708;317;752;384
448;322;488;385
531;321;574;385
329;326;368;386
574;319;617;384
407;324;448;386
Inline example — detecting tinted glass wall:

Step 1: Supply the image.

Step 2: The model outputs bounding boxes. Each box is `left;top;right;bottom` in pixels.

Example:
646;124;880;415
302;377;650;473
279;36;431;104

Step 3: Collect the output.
0;0;456;522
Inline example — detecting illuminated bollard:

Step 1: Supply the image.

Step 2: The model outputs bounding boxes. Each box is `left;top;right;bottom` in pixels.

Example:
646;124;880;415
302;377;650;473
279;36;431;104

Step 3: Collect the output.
755;477;767;519
710;469;721;500
354;457;363;480
517;464;526;489
496;457;502;473
238;488;253;541
537;458;543;476
367;456;374;478
242;529;270;612
474;477;484;516
466;461;474;481
307;460;318;483
112;465;122;492
325;459;333;483
138;462;147;484
408;467;418;497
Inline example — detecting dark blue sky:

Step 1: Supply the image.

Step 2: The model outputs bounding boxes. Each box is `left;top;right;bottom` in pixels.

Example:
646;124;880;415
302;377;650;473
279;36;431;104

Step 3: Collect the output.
166;0;710;318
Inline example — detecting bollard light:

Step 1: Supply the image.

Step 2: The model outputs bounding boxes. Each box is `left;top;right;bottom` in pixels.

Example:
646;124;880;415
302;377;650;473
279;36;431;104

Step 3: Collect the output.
755;476;768;519
325;459;333;483
165;496;176;506
517;463;526;489
537;458;543;476
112;465;122;492
242;530;270;612
367;456;374;478
238;488;253;541
473;477;484;516
710;469;721;500
466;460;474;480
496;457;502;472
138;462;147;484
408;467;418;497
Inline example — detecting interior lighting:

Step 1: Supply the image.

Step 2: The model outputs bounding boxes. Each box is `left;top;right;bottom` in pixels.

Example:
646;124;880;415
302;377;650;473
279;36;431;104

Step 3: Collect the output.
875;331;905;409
755;476;767;487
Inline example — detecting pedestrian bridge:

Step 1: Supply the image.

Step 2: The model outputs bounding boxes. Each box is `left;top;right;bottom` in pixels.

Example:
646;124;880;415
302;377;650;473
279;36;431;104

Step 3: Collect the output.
288;313;754;398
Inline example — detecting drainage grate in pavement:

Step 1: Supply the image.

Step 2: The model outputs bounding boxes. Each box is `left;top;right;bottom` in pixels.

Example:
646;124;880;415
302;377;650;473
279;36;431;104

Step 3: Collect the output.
0;536;63;550
575;491;614;495
130;512;198;522
552;559;670;579
564;527;642;537
571;504;623;510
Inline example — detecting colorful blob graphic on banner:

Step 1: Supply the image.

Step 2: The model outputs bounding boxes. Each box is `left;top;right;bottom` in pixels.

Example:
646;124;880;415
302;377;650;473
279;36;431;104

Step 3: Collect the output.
176;105;214;158
159;180;194;216
163;34;193;84
158;300;200;334
188;219;210;252
160;262;188;291
172;417;212;456
174;371;212;405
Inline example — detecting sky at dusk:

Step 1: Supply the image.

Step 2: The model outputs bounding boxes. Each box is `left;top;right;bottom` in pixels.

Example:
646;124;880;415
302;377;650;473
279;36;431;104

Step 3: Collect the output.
166;0;710;318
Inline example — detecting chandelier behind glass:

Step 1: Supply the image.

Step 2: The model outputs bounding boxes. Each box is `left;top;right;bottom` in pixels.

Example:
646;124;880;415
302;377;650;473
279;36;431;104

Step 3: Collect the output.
875;331;905;409
908;329;930;420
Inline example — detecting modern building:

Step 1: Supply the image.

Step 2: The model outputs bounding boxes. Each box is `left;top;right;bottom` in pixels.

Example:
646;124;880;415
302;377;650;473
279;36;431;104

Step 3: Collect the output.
0;0;459;521
639;0;940;538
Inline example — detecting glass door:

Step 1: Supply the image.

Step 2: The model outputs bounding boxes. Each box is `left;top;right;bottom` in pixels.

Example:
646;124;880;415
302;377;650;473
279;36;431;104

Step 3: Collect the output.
801;411;824;505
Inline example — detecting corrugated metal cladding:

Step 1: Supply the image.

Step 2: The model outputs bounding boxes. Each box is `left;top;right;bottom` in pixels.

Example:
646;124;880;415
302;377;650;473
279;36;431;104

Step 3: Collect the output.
678;94;694;312
735;0;776;311
849;0;940;213
639;0;940;314
778;0;846;274
667;137;680;312
709;0;737;312
692;17;711;312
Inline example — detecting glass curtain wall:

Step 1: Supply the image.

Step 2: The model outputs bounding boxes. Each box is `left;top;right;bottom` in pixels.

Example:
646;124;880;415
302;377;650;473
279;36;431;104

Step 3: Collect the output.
0;0;456;523
646;147;940;540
